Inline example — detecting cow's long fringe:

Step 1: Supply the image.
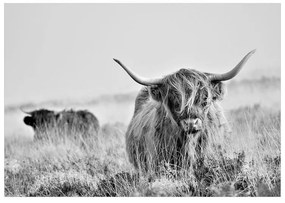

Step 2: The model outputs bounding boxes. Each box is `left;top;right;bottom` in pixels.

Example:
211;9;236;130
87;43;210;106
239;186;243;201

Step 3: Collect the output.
162;69;212;114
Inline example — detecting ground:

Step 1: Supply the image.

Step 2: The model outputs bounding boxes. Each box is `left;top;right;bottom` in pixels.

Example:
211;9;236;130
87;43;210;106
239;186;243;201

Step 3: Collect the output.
4;77;281;197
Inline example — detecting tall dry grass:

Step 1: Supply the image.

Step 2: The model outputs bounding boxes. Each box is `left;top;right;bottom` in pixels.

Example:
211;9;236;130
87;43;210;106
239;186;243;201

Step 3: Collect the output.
4;104;280;196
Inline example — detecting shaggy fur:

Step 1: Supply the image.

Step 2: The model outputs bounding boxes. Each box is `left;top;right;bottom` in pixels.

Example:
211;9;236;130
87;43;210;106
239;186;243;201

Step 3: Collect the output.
126;69;230;173
23;109;100;140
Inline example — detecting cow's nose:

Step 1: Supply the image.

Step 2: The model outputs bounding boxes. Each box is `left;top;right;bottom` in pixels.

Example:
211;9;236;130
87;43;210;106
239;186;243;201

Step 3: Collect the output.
180;118;202;133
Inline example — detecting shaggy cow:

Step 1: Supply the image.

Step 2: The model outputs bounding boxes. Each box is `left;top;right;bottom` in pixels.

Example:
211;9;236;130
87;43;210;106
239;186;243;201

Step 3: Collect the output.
114;50;256;173
23;109;100;140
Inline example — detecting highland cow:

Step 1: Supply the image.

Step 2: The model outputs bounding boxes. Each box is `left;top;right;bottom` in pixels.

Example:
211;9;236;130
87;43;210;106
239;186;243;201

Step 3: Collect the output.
114;50;256;173
23;109;100;141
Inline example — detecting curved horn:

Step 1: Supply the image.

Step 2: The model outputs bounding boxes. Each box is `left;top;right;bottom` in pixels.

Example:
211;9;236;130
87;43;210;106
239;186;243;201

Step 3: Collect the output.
209;49;256;82
20;106;32;115
113;58;163;86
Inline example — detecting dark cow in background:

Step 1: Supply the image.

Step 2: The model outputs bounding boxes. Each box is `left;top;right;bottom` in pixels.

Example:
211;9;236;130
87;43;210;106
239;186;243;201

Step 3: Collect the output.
23;109;100;141
114;50;256;173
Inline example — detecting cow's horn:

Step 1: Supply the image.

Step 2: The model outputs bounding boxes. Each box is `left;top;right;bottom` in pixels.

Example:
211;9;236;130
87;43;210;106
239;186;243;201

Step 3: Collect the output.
20;107;32;115
113;58;163;86
209;49;256;82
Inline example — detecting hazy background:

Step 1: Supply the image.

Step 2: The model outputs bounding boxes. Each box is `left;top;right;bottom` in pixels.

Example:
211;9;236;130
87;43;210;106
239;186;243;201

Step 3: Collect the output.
4;4;280;137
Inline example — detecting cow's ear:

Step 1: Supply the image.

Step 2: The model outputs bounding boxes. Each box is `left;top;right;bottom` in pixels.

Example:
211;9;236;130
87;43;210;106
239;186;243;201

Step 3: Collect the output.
149;85;163;102
23;116;35;127
211;81;226;101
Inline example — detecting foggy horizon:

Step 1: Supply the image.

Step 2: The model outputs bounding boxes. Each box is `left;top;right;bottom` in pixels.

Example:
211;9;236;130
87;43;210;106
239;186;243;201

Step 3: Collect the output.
5;3;280;105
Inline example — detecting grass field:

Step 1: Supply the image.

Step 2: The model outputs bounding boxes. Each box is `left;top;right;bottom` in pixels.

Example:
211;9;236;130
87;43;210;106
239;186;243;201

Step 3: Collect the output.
4;78;281;197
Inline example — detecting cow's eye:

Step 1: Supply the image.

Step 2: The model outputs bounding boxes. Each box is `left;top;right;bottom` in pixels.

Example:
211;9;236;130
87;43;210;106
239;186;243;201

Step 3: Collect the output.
167;96;180;113
201;101;208;108
201;96;209;108
201;98;207;106
174;102;180;111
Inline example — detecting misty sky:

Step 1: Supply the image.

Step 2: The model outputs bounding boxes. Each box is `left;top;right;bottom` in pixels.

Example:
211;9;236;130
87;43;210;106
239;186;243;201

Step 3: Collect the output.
4;4;280;105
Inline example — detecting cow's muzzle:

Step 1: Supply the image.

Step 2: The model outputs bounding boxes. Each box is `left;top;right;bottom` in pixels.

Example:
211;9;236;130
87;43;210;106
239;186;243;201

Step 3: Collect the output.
180;118;202;134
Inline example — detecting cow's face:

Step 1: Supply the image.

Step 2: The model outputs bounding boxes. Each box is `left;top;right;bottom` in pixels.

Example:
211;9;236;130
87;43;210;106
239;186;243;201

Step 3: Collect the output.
149;69;225;134
23;109;56;130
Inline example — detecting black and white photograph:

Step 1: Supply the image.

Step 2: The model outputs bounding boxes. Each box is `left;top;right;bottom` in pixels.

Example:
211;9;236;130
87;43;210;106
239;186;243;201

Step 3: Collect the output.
4;3;281;197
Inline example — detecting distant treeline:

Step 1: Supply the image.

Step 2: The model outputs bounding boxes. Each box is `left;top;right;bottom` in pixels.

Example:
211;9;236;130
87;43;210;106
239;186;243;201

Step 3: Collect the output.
228;76;280;89
5;77;280;114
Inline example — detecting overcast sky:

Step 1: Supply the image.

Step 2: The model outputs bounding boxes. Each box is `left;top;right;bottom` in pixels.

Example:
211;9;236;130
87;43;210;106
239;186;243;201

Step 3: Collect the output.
4;3;280;105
